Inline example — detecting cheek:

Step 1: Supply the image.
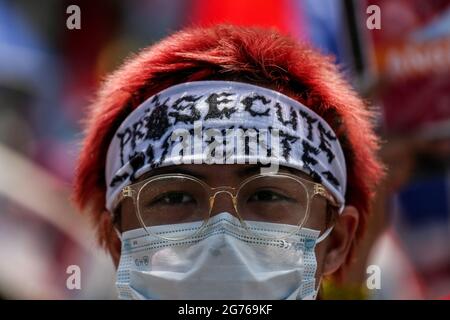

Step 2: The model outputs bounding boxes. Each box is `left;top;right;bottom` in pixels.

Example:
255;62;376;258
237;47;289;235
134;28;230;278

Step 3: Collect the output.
120;198;141;232
304;200;328;231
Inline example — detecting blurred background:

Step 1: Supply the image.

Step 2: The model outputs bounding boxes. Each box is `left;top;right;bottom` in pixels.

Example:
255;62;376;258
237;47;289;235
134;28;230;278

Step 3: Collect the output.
0;0;449;299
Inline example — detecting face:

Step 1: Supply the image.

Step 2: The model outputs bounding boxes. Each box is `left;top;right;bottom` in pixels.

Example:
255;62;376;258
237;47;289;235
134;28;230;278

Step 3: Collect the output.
114;164;359;285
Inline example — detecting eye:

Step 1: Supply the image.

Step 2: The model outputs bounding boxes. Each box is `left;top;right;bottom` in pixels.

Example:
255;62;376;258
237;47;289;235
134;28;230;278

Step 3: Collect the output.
151;192;196;206
248;189;291;202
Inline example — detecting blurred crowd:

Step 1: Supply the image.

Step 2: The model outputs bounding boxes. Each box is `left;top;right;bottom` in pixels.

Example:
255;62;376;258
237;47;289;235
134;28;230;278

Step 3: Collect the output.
0;0;449;299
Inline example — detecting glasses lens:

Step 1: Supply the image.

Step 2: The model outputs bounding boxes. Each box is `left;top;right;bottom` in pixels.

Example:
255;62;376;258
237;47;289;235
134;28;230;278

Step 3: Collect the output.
237;175;309;235
137;176;210;238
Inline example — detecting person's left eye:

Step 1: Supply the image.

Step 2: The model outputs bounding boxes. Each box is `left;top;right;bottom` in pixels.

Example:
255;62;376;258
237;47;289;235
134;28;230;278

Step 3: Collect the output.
248;190;290;202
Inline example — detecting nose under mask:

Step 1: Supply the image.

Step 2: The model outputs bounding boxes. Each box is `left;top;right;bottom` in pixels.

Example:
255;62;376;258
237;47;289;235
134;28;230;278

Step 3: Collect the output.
116;212;322;300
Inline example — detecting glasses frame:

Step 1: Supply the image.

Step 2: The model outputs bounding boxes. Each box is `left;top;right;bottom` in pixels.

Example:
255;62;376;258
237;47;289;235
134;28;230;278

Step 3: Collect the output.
114;172;340;241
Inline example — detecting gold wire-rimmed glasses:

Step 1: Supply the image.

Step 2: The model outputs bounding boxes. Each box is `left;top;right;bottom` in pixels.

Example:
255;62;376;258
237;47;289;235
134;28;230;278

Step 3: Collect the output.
114;172;340;241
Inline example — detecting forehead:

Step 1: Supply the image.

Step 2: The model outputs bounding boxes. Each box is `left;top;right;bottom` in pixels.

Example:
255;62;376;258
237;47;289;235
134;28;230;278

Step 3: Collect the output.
136;164;315;183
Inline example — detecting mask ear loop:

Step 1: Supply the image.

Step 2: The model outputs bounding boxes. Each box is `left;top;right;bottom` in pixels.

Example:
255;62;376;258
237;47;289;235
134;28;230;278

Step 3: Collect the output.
114;226;123;242
111;205;124;242
316;225;334;243
316;199;341;243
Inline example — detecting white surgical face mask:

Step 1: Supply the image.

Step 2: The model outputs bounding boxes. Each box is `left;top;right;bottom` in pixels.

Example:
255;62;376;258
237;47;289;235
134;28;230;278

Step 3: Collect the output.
116;212;324;300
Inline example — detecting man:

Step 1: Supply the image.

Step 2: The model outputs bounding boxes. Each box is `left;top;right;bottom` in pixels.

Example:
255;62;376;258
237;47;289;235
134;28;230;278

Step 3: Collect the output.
74;25;383;299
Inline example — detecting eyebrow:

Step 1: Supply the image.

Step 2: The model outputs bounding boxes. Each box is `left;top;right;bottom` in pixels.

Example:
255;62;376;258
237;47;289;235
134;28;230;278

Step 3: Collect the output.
236;165;264;177
138;164;310;182
238;165;312;180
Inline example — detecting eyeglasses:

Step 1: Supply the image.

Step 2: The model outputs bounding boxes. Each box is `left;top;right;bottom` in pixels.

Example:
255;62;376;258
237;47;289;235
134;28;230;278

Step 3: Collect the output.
114;172;340;241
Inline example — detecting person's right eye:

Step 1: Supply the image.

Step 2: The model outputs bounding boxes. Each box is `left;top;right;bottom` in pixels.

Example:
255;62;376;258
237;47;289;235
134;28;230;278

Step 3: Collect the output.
151;192;196;206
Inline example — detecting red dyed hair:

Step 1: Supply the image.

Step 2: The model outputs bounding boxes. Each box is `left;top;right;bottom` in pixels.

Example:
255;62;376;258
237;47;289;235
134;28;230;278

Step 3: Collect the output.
74;25;383;274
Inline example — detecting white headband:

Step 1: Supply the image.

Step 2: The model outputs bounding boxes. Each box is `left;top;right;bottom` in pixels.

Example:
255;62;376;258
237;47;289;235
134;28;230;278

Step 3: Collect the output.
105;81;347;212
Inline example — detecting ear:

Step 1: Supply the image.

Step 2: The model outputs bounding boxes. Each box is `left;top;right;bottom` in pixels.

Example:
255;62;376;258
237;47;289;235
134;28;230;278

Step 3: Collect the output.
322;205;359;276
